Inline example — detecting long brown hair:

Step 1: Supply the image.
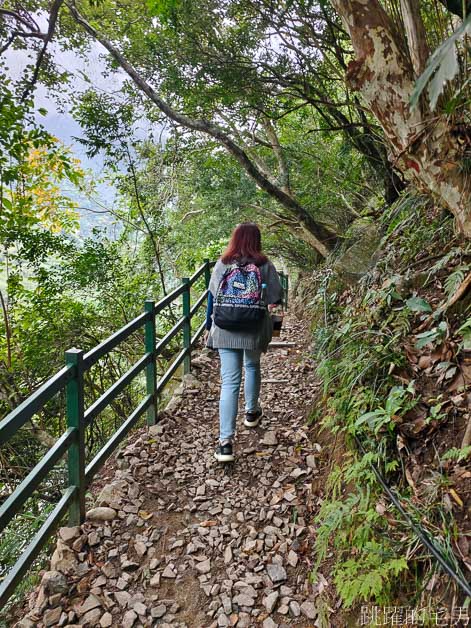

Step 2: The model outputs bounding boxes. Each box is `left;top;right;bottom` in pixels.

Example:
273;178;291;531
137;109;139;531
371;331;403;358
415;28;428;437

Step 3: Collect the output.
221;222;268;265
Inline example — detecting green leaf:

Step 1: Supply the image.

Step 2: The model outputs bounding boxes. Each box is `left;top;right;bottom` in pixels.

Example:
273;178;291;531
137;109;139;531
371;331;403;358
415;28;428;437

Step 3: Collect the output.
355;410;385;427
415;330;439;349
410;14;471;110
405;296;432;313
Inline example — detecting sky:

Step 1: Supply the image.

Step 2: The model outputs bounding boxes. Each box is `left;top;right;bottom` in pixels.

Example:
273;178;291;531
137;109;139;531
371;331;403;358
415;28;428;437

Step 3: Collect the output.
4;40;123;235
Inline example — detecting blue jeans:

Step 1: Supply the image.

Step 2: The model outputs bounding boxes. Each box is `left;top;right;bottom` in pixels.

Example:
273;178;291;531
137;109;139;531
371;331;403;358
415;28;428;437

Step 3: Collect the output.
218;349;262;442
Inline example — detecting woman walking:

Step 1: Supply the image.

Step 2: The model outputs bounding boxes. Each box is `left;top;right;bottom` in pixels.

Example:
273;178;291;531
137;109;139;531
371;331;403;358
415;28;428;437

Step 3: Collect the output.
205;222;283;462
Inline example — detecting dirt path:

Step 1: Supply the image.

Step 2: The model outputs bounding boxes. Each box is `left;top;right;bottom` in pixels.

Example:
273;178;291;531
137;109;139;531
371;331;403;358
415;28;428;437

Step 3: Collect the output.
20;316;333;628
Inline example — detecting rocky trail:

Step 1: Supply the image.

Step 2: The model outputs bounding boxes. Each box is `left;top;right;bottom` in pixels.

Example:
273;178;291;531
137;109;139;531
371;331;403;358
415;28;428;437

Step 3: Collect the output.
19;316;336;628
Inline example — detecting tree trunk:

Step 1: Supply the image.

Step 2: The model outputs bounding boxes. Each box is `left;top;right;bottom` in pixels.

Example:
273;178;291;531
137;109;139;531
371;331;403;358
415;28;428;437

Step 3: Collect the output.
400;0;429;77
330;0;471;235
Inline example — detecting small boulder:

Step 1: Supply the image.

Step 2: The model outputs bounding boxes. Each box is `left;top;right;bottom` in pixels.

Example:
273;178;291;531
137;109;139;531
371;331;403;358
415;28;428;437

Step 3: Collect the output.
40;571;68;595
100;612;113;627
263;591;279;614
43;607;62;627
300;600;317;619
50;541;78;575
86;507;117;522
266;563;287;584
58;527;81;544
262;432;278;446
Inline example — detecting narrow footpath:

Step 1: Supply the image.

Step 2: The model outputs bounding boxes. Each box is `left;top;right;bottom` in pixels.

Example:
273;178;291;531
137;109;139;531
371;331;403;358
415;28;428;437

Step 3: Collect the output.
21;316;334;628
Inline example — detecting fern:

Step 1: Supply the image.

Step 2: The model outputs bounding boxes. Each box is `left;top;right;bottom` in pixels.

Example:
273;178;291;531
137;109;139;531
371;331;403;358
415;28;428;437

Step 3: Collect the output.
334;543;408;607
444;264;469;299
442;445;471;462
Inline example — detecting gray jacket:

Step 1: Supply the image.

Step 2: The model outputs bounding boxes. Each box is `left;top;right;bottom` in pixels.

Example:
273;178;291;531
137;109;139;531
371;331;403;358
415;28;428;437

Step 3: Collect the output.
207;258;283;352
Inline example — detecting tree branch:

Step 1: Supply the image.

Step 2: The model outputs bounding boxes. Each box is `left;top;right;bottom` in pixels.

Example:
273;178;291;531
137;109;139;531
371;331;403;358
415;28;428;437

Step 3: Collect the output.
21;0;65;103
66;1;337;257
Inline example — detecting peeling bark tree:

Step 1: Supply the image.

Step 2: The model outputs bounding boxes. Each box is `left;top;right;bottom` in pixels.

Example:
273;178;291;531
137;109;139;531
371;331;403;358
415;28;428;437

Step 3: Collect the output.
330;0;471;236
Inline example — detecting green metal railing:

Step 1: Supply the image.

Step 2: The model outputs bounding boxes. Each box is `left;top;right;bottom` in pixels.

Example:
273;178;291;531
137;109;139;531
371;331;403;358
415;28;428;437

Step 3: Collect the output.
0;261;288;608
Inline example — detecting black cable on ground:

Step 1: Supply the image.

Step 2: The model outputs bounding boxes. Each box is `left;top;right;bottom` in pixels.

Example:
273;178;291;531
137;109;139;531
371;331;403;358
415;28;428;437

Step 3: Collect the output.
354;435;471;598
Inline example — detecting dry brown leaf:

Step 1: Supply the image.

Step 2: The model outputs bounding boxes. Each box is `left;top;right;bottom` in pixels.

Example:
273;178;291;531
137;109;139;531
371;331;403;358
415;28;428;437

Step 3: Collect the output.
449;489;464;508
138;510;153;520
405;467;416;492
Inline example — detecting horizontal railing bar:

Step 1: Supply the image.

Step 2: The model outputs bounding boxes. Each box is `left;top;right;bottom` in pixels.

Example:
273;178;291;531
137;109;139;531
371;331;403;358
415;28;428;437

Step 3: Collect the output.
154;284;186;315
84;353;151;426
190;290;208;318
0;485;76;609
189;262;207;286
0;366;74;446
156;317;186;354
157;348;187;394
0;428;76;532
85;395;152;485
83;311;150;369
191;320;206;348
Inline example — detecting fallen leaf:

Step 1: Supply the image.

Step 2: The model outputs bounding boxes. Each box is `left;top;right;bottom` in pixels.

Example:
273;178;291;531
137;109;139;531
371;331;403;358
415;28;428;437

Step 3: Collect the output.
138;510;153;520
449;489;463;508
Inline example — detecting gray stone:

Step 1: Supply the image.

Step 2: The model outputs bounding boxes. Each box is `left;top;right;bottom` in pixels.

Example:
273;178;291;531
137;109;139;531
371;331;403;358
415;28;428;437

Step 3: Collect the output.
162;565;177;578
58;527;81;544
97;480;128;507
43;607;62;627
151;605;166;619
122;610;137;628
100;612;113;627
50;541;78;574
233;594;255;607
86;507;117;522
300;600;317;619
224;546;232;564
16;619;36;628
262;618;278;628
133;601;147;616
41;571;68;595
266;563;287;583
148;423;164;437
263;591;279;614
78;594;102;615
80;608;101;625
289;601;301;617
262;432;278;446
333;218;381;281
114;591;131;607
195;558;211;574
287;550;298;567
306;455;317;469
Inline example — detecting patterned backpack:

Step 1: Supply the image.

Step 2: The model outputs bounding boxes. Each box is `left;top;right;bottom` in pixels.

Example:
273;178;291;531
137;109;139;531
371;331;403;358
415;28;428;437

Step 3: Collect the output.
214;262;266;331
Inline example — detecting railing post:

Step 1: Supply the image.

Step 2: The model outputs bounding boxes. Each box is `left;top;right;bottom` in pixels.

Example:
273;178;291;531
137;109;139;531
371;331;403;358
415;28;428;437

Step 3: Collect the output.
283;273;288;309
145;300;157;426
182;278;191;374
204;258;211;290
65;348;85;526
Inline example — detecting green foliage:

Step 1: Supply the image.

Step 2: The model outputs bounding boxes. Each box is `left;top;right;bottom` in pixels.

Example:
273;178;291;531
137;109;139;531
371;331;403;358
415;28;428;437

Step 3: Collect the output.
442;445;471;462
308;195;468;609
355;382;417;435
415;321;448;349
444;264;470;298
457;315;471;350
410;14;471;110
405;296;432;313
334;548;408;607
